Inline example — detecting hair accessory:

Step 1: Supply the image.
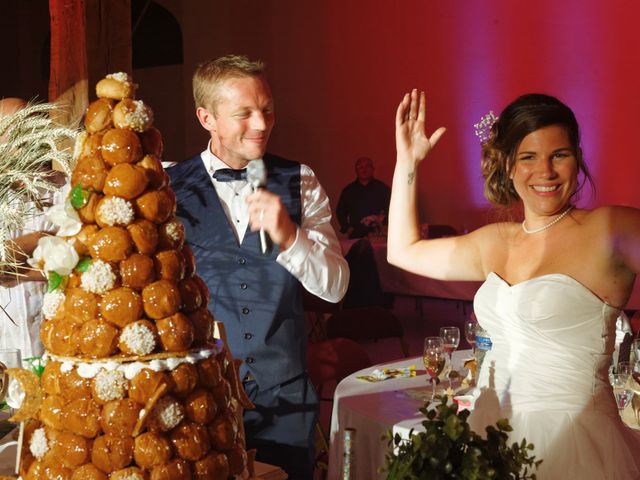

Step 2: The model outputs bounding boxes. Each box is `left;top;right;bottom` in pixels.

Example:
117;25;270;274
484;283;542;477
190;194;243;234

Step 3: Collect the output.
522;205;574;234
474;111;498;144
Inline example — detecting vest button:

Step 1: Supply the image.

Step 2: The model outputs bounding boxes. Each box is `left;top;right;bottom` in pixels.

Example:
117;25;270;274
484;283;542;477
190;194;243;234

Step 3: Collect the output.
240;282;248;290
244;332;253;340
238;257;246;265
242;307;250;315
246;356;255;364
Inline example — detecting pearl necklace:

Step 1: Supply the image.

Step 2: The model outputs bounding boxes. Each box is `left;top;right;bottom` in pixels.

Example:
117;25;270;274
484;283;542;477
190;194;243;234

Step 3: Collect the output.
522;205;574;234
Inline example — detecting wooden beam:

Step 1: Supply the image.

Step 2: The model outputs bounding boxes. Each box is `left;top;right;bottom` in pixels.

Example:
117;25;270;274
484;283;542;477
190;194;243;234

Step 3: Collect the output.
48;0;88;171
85;0;133;94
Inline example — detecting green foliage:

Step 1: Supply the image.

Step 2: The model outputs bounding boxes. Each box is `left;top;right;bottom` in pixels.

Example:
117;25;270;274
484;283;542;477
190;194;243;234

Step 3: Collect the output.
23;356;45;378
383;396;542;480
47;271;64;292
70;183;90;209
75;256;92;273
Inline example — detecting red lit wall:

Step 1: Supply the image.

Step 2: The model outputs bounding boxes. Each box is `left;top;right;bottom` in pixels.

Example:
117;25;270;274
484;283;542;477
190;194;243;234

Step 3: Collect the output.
5;1;640;231
177;0;640;231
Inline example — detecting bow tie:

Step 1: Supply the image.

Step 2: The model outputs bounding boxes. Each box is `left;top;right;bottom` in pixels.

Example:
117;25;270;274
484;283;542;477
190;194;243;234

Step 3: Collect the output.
212;168;247;182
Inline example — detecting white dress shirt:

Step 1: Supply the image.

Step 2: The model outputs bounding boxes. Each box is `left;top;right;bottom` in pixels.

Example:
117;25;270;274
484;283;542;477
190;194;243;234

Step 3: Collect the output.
199;146;349;303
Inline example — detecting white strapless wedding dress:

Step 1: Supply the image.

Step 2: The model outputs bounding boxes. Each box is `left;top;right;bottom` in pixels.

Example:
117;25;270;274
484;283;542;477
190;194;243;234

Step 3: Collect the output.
469;272;640;479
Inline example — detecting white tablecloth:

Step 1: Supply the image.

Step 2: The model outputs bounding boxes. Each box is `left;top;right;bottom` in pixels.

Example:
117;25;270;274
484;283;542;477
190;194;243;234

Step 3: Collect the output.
328;350;470;480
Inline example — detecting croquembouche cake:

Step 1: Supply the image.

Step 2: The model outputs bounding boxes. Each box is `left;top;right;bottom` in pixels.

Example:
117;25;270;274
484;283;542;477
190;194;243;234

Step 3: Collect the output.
14;73;254;480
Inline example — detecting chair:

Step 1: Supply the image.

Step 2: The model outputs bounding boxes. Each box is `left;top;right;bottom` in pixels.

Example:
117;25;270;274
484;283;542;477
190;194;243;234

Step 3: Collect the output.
307;337;372;399
307;338;372;479
302;289;342;342
325;306;410;358
342;238;391;309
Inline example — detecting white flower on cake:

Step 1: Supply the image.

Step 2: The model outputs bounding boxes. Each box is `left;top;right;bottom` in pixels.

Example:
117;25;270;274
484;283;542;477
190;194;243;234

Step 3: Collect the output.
5;376;24;410
152;395;185;431
46;199;82;237
29;427;48;460
97;196;134;226
28;236;79;276
120;322;156;355
42;290;65;319
81;259;116;294
93;370;128;402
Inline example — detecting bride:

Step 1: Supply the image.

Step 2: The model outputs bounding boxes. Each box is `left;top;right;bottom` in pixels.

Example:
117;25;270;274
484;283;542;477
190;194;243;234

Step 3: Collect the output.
388;90;640;479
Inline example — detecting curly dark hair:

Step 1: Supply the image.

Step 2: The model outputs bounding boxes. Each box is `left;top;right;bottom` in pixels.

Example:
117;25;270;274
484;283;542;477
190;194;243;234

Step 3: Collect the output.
481;93;594;206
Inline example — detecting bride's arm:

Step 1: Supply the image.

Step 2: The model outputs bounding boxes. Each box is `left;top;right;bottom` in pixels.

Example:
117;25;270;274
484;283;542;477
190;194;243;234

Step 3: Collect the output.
608;205;640;274
387;89;485;281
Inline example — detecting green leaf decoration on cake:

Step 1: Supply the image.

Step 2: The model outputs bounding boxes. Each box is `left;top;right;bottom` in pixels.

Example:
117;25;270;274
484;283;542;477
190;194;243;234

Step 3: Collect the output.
47;271;64;292
70;183;90;209
75;256;92;273
23;357;45;378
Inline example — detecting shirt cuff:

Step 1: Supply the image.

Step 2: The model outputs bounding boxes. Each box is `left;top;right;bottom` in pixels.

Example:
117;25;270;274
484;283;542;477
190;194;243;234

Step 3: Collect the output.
276;226;311;270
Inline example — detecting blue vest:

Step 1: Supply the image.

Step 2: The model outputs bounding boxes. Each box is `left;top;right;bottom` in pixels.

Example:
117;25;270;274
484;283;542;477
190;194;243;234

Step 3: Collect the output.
168;154;304;389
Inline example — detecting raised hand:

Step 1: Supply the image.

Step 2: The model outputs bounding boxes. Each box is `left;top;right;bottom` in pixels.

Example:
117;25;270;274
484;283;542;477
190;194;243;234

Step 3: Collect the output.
395;89;446;167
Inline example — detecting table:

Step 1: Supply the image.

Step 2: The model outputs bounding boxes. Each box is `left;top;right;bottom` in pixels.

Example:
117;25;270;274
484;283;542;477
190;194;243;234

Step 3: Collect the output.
341;238;640;309
327;350;470;480
328;351;640;480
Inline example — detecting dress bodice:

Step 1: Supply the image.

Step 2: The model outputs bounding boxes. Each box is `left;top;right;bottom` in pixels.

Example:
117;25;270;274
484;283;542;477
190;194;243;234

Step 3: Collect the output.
470;272;640;479
473;272;619;413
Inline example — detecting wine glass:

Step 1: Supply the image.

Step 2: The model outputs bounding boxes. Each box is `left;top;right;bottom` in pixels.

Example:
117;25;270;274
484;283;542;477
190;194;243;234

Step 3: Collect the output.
631;339;640;365
464;318;477;351
423;337;445;400
440;326;460;388
617;361;633;376
611;373;633;411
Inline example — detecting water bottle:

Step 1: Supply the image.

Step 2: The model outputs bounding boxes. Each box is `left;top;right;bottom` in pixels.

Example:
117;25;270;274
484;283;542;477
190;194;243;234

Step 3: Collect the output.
475;325;492;374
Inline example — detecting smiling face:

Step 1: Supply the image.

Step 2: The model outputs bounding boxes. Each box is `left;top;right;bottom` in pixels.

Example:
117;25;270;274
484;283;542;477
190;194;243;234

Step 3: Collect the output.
511;124;578;218
196;75;274;168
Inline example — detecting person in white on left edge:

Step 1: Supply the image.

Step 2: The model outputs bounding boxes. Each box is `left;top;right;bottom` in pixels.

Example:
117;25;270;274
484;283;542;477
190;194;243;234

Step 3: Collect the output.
167;55;348;479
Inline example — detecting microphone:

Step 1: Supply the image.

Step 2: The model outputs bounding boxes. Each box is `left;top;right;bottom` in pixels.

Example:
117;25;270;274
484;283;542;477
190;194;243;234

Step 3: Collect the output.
246;159;273;256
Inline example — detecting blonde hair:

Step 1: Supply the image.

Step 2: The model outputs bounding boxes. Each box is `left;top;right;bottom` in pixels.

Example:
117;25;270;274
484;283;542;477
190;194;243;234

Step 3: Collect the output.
193;55;265;112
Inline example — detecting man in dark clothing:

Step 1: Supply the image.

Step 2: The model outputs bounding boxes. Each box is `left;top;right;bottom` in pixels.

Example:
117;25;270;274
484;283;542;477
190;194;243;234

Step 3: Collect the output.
336;156;391;239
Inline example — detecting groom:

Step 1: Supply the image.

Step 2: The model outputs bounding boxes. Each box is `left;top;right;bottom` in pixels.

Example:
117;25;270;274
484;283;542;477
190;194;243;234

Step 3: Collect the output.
167;55;348;479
